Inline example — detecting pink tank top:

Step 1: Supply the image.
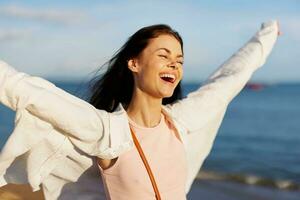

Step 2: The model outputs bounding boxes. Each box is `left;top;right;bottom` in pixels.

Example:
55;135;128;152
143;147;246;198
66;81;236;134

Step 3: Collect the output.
98;112;188;200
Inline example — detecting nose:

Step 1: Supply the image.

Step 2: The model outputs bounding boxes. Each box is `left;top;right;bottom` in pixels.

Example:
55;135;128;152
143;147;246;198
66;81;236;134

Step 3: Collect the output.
167;63;178;70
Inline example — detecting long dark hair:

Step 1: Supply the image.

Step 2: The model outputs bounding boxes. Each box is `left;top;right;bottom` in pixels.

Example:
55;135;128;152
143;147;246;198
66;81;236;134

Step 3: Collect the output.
88;24;183;112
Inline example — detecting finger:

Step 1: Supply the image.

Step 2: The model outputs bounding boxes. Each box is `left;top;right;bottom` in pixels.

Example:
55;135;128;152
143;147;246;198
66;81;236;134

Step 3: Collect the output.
277;21;282;36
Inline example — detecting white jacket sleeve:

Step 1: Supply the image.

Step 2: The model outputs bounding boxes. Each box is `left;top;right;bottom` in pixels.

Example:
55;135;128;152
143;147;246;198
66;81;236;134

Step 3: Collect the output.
0;62;107;155
166;20;279;132
0;66;133;192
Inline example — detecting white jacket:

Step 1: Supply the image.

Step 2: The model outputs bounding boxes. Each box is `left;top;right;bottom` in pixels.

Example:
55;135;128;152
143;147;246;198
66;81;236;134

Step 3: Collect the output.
0;20;278;199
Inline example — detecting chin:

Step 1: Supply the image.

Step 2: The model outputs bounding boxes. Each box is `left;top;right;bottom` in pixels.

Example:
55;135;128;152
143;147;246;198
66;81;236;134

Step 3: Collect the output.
157;85;177;98
162;91;174;98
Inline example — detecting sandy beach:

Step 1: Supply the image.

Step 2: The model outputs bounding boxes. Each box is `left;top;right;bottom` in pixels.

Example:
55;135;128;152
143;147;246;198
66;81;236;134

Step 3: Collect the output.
1;180;299;200
0;184;44;200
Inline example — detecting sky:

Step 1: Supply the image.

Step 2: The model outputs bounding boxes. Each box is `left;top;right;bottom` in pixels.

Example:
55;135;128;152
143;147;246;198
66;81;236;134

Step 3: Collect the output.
0;0;299;83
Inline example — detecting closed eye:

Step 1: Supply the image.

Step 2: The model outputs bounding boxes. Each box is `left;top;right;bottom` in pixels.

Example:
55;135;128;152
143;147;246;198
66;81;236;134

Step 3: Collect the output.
159;55;184;65
159;55;168;58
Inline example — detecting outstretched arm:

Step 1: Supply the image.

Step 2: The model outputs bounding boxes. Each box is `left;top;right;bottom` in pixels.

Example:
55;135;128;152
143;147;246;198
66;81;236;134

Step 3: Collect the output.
165;20;280;132
0;61;107;155
201;20;280;103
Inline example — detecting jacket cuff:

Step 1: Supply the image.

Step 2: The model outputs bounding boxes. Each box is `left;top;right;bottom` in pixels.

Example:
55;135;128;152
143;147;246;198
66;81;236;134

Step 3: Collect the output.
255;20;279;67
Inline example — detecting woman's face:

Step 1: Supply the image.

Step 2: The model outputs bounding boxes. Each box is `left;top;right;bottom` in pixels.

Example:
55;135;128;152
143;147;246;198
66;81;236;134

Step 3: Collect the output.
128;34;184;99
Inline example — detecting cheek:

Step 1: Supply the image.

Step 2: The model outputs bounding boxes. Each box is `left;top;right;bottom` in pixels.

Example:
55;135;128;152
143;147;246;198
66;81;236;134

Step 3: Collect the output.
142;60;162;78
138;64;159;86
178;68;183;81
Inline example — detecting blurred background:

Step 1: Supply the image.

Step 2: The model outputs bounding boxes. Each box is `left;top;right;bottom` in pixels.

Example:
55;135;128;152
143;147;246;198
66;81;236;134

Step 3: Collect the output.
0;0;299;199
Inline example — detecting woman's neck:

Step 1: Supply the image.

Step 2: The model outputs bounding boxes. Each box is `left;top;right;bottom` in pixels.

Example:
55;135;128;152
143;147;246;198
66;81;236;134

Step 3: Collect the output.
126;89;162;128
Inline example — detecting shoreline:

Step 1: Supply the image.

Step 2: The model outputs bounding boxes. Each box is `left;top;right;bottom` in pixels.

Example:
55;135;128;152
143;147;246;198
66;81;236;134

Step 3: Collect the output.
188;179;300;200
1;178;300;200
196;170;300;191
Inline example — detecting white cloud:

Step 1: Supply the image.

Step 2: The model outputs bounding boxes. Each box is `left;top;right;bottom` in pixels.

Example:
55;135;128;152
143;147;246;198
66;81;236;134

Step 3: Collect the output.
0;29;32;42
283;17;300;42
0;4;88;25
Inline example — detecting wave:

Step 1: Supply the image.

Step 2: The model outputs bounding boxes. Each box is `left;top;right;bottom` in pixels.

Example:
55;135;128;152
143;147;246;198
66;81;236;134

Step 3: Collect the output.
196;170;300;191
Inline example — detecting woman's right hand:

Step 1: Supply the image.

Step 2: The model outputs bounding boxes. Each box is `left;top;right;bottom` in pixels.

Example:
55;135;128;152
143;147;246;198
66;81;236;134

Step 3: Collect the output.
277;21;282;36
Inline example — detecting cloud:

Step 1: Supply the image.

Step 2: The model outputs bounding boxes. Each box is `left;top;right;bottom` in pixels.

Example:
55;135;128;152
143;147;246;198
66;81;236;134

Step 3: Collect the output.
283;17;300;42
0;4;88;25
0;29;32;42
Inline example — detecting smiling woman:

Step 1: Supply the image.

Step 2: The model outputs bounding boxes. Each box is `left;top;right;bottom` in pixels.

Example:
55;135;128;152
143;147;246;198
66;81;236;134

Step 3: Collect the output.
88;25;186;199
88;24;184;113
0;20;280;200
126;34;184;100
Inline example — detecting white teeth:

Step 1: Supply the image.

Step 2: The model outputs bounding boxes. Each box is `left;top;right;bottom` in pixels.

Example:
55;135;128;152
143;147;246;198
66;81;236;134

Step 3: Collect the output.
159;73;175;80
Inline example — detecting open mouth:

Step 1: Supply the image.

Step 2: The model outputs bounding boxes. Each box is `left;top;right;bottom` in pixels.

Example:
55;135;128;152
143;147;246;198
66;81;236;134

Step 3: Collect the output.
159;73;176;83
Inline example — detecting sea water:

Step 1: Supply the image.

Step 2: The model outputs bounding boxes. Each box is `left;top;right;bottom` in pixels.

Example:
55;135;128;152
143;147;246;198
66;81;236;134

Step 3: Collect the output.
0;81;299;188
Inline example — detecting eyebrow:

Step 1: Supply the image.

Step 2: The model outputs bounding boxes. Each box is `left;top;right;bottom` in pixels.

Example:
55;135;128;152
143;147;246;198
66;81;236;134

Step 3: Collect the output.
155;48;183;58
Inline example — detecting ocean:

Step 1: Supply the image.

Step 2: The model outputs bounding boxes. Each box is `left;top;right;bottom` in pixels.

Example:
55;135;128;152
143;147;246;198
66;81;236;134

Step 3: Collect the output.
184;82;300;190
0;81;300;191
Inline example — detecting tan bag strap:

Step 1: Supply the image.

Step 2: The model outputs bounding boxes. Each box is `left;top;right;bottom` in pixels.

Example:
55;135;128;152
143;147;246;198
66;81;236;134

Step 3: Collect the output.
129;126;161;200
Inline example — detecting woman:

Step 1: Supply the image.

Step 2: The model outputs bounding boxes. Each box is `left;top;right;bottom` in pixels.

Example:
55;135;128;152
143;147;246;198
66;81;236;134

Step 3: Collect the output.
91;25;186;200
0;20;280;199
